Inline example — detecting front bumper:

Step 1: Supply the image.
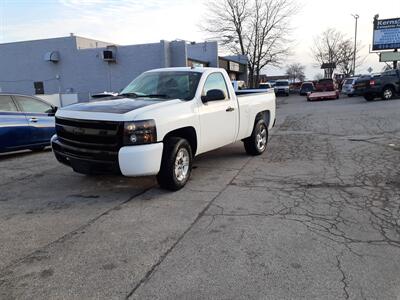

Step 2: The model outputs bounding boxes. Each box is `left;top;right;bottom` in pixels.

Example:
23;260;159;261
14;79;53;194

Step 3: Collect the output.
275;88;289;95
52;136;163;176
342;87;355;94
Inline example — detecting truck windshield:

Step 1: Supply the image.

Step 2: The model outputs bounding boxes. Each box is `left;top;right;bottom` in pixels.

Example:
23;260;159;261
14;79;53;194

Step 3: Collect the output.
275;81;288;86
120;71;202;100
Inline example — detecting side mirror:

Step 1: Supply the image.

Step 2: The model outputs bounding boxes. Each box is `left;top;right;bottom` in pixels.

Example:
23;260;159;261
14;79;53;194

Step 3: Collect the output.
201;89;226;102
48;106;58;116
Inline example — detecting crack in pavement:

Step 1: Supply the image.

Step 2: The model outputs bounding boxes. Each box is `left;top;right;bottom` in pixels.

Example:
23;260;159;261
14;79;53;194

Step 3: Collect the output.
125;156;253;299
201;114;400;297
0;187;153;277
336;253;350;299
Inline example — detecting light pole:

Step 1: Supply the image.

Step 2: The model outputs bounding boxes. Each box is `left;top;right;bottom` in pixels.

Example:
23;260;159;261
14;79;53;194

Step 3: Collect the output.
351;14;359;76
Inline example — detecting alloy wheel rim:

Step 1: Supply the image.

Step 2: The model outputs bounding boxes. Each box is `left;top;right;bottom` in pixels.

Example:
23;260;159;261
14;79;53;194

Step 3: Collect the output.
174;148;190;182
256;125;267;151
384;89;392;99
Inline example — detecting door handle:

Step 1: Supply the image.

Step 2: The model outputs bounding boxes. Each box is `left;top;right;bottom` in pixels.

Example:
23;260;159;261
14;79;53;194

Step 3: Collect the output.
29;118;38;123
226;107;235;112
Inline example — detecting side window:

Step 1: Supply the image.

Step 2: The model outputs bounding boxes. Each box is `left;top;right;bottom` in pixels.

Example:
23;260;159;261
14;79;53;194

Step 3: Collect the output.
203;73;229;100
0;95;18;112
14;96;52;114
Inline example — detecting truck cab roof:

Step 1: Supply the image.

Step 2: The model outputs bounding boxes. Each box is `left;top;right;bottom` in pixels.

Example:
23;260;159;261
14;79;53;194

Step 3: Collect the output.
147;67;225;74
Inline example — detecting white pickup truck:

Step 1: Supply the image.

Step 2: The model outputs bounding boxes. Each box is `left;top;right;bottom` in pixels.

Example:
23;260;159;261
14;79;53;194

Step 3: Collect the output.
52;67;276;190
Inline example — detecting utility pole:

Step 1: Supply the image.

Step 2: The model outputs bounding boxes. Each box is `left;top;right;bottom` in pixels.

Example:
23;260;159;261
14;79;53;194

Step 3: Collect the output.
351;14;359;75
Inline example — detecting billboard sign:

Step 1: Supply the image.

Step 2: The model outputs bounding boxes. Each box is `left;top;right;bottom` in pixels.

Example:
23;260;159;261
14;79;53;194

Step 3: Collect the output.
379;51;400;62
373;17;400;51
321;63;336;69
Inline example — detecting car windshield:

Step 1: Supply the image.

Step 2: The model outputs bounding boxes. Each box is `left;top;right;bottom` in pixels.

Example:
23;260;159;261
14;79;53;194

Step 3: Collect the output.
120;71;202;100
275;81;288;86
302;83;313;88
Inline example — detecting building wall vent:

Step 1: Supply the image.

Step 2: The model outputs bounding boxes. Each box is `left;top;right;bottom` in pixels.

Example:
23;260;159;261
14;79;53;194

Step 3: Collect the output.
44;51;60;62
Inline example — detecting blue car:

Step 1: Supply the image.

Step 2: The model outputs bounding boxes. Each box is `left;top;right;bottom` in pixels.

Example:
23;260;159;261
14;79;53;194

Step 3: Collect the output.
0;94;57;153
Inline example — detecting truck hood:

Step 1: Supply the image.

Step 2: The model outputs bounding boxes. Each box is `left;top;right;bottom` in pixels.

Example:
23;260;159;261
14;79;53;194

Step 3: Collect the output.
61;97;177;114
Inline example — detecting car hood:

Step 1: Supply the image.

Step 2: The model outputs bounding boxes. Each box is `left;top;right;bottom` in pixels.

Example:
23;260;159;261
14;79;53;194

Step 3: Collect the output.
61;97;178;114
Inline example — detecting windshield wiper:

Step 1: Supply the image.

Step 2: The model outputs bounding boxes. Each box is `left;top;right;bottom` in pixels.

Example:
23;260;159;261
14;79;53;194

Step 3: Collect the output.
138;94;169;98
119;93;169;99
119;92;139;98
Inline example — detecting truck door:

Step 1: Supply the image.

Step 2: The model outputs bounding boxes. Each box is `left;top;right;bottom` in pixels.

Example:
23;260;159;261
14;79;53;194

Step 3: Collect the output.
198;72;237;153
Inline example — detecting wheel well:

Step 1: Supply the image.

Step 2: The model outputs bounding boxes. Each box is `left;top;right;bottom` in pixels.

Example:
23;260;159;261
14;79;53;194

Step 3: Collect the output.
382;84;395;92
163;127;198;155
255;110;270;127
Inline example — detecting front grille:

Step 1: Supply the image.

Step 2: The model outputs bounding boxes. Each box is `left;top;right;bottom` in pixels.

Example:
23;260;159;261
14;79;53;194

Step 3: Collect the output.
55;117;123;161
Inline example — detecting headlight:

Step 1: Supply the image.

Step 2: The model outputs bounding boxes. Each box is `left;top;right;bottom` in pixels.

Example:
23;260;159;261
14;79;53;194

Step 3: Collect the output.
123;120;157;145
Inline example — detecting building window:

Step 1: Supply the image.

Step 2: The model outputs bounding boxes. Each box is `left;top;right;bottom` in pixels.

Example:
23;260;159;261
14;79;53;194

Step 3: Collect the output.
34;81;44;94
187;59;209;68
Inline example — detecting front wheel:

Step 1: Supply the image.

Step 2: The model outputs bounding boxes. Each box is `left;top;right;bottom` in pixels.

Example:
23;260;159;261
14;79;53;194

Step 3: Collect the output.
157;137;193;191
243;119;268;156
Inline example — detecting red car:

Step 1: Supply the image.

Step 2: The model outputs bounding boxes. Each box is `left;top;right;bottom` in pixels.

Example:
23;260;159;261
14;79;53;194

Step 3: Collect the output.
307;79;339;101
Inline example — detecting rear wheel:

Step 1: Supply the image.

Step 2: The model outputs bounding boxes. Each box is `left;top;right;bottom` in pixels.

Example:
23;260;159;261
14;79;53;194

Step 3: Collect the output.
364;94;374;101
382;87;394;100
243;119;268;156
157;137;192;191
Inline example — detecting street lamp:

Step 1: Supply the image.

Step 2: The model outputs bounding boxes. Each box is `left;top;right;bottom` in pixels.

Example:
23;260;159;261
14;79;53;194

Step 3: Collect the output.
351;14;359;76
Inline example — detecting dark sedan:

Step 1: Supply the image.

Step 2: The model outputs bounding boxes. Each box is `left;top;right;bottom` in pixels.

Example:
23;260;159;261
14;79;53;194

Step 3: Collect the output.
0;94;57;153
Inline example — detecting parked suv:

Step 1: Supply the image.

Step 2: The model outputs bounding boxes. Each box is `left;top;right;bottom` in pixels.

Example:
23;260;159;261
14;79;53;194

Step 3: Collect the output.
274;80;290;96
354;70;400;101
0;94;56;153
341;77;358;97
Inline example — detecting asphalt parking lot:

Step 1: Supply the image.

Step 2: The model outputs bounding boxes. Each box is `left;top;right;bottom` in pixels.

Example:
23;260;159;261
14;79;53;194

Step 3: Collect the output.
1;94;400;299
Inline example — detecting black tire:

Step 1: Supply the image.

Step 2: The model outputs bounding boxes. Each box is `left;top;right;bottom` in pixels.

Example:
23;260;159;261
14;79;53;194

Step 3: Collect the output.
364;94;374;101
243;119;268;156
382;86;394;100
348;94;353;97
157;137;193;191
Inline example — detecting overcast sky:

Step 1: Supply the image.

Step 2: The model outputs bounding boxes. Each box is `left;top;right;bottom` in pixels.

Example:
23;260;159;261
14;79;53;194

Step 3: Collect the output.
1;0;399;79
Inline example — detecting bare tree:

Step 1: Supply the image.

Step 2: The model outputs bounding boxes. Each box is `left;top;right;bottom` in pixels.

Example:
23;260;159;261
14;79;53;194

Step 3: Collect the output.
311;28;364;78
314;73;324;81
202;0;299;87
285;63;305;82
311;28;344;78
